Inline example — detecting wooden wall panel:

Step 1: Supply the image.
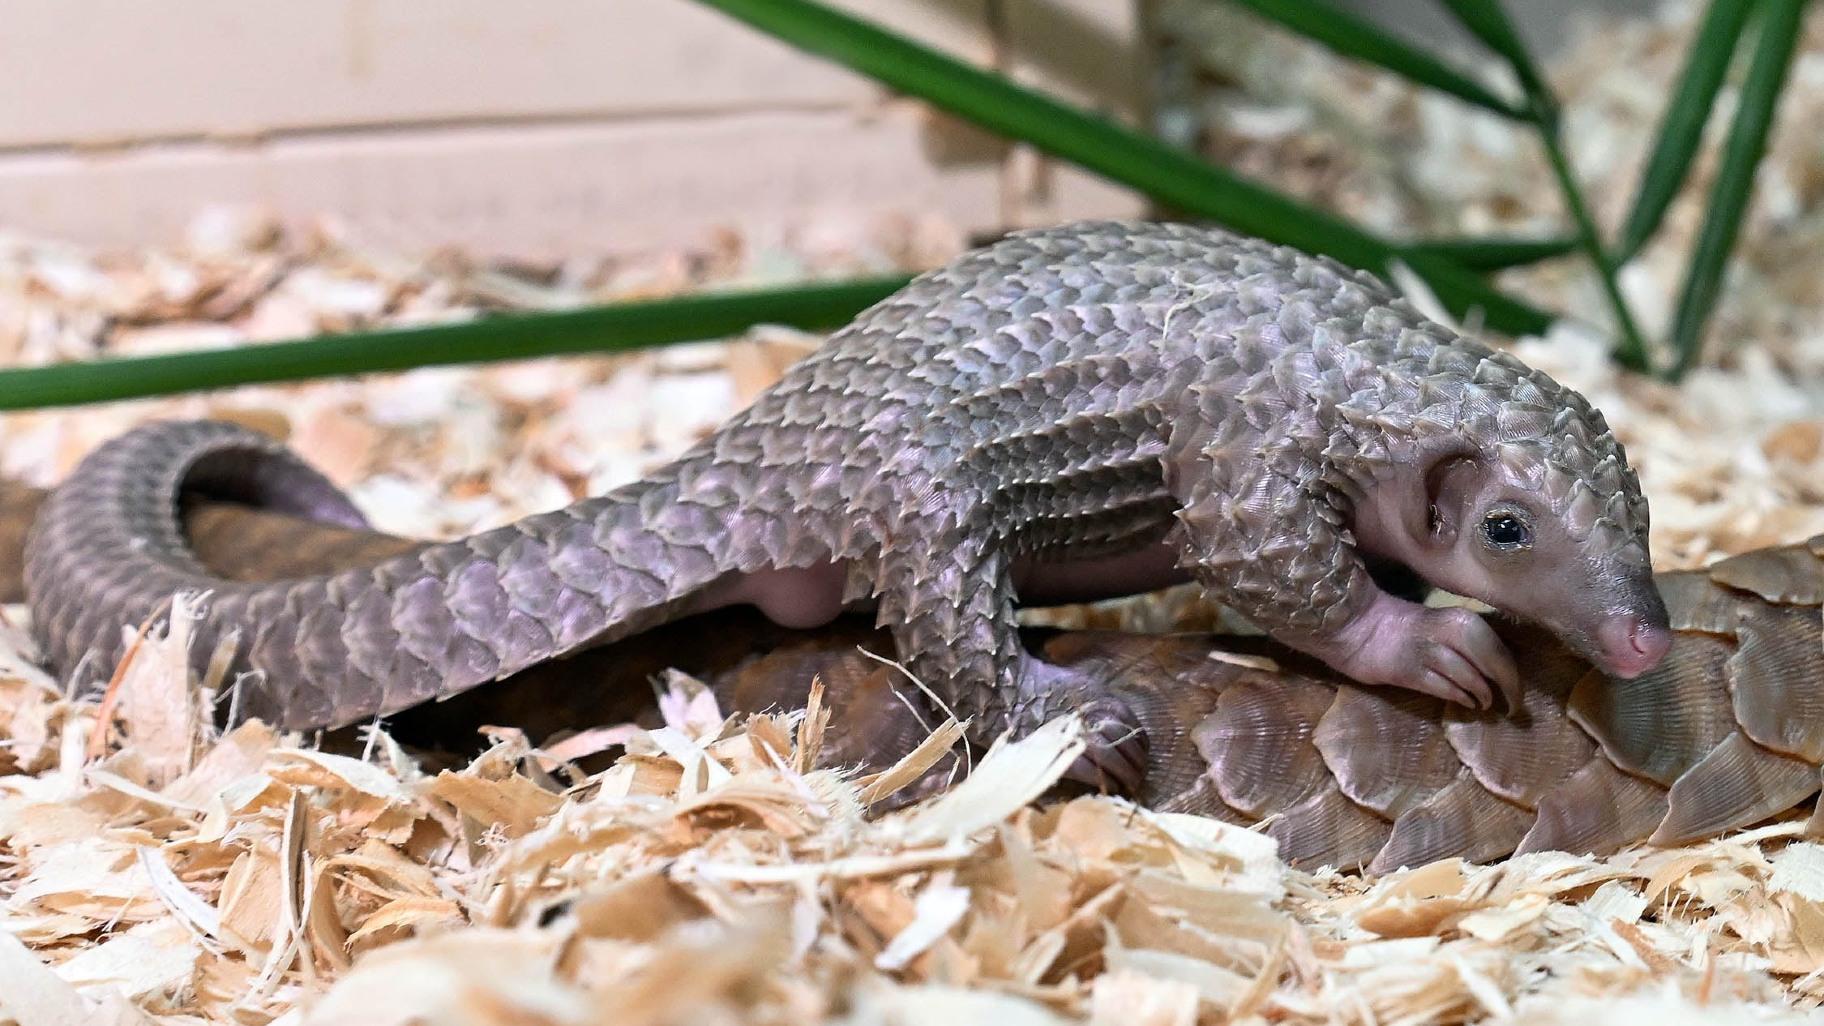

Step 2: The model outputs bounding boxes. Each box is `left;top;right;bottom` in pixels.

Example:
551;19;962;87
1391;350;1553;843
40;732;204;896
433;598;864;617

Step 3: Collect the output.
0;0;1141;253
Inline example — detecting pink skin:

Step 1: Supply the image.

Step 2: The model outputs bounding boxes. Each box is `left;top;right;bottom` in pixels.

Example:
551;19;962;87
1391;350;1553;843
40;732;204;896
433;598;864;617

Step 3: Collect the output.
1597;614;1673;676
1338;449;1672;710
1011;543;1188;605
708;563;852;629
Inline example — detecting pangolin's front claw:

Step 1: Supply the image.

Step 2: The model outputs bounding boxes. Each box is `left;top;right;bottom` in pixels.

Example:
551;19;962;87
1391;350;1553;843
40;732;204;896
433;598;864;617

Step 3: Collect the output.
1320;596;1523;715
1395;607;1523;713
1424;606;1521;714
1059;694;1149;794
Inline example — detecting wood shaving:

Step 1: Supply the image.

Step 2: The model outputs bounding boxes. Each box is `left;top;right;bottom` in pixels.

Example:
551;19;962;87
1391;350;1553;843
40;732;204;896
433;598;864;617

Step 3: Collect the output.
4;5;1824;1022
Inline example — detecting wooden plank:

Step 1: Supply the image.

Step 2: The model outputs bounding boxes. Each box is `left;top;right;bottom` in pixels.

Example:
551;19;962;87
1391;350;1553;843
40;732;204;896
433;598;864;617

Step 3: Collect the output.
0;0;993;149
0;109;1003;258
999;0;1147;227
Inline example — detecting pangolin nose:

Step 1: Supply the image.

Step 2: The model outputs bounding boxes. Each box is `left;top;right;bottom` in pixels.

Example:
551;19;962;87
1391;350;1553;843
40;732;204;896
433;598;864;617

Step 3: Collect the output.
1597;615;1672;678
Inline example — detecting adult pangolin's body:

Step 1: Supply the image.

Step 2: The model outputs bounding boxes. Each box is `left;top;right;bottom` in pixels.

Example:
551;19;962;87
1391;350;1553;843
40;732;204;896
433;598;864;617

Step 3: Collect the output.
26;221;1671;786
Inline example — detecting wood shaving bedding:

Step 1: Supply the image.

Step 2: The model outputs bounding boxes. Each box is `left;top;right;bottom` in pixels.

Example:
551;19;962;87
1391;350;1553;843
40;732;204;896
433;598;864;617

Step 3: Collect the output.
5;610;1824;1025
4;4;1824;1022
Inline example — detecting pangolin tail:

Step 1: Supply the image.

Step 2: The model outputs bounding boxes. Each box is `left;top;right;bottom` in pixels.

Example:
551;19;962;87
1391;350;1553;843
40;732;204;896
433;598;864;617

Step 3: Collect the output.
24;420;739;730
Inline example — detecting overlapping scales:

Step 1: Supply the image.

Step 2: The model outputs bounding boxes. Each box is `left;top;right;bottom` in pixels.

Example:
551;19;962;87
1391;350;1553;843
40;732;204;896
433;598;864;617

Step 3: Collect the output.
1326;330;1651;567
1124;537;1824;869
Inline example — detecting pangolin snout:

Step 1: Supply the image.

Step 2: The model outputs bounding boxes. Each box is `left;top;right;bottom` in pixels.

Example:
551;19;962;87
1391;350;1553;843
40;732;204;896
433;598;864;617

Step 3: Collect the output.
1594;613;1672;678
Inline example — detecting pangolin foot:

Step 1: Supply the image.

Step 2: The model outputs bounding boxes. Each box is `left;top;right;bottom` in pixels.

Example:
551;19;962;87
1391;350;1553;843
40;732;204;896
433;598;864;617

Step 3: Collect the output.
1057;694;1149;795
1406;605;1522;713
1319;595;1522;714
1298;591;1524;711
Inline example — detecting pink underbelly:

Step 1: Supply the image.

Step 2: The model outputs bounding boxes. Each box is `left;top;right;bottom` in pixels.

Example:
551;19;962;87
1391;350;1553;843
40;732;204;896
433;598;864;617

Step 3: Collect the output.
690;539;1189;630
694;562;853;629
1011;540;1188;605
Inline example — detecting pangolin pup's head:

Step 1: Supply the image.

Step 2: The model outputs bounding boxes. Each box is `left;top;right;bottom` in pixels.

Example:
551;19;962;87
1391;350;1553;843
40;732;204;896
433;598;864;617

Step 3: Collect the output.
1412;432;1670;678
1350;351;1671;679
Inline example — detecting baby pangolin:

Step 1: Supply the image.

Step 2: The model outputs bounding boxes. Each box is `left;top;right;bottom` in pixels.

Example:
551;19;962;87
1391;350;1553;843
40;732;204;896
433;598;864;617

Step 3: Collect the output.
26;221;1671;790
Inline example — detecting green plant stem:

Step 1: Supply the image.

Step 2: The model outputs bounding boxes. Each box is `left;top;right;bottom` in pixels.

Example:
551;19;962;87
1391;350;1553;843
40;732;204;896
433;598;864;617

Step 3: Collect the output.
1435;0;1650;371
1538;127;1653;372
693;0;1554;334
0;277;912;410
1616;0;1757;261
1669;0;1809;381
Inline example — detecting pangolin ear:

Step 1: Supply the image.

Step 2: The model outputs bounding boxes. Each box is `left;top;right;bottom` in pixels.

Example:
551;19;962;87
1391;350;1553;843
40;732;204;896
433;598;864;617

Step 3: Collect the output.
1424;456;1482;542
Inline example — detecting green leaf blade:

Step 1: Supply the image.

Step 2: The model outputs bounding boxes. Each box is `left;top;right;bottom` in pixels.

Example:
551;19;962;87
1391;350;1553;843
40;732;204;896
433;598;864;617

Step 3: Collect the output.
1400;252;1556;335
1616;0;1757;261
693;0;1555;336
1433;0;1550;106
1669;0;1810;380
1403;235;1580;270
1225;0;1526;118
696;0;1380;270
0;277;913;410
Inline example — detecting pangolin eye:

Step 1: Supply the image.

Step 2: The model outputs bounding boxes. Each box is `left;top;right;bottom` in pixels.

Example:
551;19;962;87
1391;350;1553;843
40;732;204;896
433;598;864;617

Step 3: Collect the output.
1481;510;1532;550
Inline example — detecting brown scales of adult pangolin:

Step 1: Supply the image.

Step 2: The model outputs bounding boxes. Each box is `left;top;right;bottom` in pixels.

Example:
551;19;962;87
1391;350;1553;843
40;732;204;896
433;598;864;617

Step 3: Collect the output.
23;220;1672;790
699;534;1824;874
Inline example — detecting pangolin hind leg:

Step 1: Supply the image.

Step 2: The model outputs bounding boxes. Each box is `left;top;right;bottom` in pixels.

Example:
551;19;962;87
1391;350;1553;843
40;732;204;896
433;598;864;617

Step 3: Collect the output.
873;528;1149;793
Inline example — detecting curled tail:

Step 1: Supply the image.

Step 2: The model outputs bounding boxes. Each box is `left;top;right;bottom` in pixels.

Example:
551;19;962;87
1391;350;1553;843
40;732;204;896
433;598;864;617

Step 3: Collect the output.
25;420;744;730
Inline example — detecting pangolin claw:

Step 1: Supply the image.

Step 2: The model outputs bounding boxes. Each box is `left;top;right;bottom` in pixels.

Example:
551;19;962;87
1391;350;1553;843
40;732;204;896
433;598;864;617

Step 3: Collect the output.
1059;695;1150;795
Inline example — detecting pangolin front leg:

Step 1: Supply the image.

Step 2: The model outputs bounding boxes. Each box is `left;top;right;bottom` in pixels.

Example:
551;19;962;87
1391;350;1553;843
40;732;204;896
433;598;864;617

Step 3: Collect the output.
1176;491;1523;715
1289;593;1522;711
1164;397;1529;713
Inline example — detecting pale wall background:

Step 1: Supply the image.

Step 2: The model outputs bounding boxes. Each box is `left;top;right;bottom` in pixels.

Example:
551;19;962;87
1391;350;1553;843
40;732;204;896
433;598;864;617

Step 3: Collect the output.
0;0;1660;259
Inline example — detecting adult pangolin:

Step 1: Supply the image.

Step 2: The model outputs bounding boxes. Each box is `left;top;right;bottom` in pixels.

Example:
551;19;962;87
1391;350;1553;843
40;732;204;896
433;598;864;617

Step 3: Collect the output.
25;220;1672;789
